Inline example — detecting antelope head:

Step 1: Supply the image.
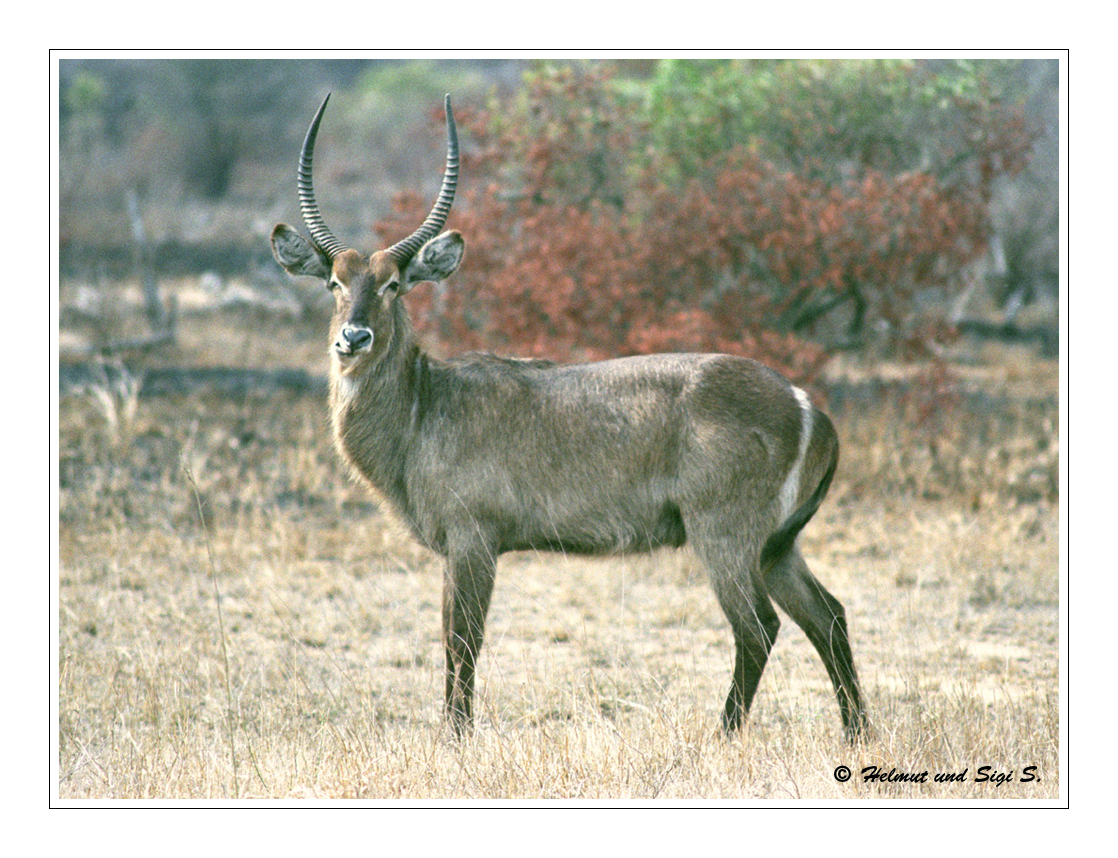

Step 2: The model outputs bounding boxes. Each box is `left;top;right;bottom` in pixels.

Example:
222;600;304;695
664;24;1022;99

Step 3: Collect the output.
271;94;465;372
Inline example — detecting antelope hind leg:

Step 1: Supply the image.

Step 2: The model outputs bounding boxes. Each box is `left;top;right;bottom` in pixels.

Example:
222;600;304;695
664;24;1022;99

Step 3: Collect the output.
765;546;866;742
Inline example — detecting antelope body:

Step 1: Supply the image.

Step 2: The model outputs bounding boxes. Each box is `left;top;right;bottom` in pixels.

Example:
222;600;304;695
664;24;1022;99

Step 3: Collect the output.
271;95;866;741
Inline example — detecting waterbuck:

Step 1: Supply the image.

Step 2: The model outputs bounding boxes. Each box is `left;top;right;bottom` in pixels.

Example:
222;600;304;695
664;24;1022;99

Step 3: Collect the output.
271;94;866;741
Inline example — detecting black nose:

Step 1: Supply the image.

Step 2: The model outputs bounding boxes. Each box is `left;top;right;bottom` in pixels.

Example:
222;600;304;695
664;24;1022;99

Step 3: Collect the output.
339;326;373;353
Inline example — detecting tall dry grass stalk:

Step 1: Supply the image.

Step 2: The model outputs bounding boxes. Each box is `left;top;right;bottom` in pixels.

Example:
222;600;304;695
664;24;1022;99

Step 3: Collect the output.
182;458;241;799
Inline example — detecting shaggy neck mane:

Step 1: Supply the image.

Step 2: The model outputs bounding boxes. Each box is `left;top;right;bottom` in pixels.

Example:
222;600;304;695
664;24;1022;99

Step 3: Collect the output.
329;300;425;520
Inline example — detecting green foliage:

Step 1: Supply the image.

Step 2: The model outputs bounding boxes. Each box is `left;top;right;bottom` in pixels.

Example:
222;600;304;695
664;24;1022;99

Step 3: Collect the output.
357;60;455;102
350;60;496;128
62;70;107;117
60;69;111;155
644;58;1026;182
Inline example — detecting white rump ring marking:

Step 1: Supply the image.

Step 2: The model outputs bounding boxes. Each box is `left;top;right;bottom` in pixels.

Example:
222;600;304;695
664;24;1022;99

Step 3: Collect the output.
778;386;814;522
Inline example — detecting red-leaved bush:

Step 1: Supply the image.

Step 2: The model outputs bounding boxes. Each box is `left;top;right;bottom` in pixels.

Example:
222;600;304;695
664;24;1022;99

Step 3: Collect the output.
379;63;1033;386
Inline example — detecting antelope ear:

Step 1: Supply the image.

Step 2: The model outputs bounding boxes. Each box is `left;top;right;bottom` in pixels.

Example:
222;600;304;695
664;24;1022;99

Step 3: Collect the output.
271;224;332;281
399;230;465;293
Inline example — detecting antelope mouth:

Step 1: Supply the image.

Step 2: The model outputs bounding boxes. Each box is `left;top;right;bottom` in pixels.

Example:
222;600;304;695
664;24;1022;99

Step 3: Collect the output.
333;345;371;366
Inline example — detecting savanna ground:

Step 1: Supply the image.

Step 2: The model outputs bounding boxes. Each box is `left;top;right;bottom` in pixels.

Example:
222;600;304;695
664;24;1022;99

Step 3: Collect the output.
55;278;1061;802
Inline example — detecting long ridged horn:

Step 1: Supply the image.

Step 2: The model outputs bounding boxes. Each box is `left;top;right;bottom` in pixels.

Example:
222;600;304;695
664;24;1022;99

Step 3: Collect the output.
386;94;459;266
297;94;347;259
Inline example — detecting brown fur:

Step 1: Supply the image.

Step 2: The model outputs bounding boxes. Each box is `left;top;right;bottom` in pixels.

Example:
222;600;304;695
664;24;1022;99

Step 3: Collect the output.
316;275;865;740
270;100;866;742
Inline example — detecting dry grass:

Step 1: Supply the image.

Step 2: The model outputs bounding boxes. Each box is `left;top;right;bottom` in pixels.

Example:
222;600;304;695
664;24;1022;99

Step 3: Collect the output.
56;297;1061;802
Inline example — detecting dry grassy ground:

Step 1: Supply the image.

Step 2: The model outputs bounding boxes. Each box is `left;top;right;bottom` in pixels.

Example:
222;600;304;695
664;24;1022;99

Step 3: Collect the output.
56;296;1061;802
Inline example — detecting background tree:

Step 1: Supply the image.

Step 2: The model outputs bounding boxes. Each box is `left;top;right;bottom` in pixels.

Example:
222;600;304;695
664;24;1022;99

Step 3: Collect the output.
381;60;1038;384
